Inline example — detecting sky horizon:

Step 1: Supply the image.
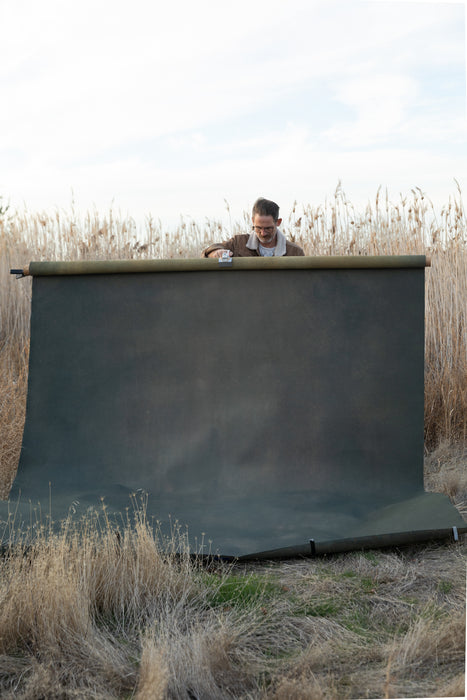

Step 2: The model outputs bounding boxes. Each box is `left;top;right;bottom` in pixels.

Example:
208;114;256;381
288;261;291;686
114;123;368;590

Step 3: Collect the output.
0;0;465;230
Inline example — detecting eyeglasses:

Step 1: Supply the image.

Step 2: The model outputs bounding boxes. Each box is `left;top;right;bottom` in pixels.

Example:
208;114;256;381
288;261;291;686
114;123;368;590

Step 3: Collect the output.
252;226;276;234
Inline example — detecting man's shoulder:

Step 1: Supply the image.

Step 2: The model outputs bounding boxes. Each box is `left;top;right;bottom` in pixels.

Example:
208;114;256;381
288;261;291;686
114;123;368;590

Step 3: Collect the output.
285;239;305;256
222;234;256;257
230;234;253;250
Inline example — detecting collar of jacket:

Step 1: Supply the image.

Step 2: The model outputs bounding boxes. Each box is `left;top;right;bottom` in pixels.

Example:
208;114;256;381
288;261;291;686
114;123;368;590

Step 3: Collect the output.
246;228;287;256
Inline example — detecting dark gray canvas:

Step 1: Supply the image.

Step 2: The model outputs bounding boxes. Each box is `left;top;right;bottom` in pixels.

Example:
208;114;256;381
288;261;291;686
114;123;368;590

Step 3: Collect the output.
2;258;465;557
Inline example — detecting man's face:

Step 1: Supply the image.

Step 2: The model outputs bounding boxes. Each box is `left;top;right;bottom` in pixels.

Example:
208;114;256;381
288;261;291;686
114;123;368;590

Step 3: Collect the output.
252;214;282;247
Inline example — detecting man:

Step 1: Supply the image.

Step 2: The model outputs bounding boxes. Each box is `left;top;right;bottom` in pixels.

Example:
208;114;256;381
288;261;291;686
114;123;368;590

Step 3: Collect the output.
202;197;305;258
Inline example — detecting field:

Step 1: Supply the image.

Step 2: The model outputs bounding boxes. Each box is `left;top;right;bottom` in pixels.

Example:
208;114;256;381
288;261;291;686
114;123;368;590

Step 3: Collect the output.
0;184;465;698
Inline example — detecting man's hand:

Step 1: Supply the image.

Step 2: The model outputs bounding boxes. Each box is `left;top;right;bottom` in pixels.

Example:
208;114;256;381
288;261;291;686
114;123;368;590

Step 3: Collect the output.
208;249;233;259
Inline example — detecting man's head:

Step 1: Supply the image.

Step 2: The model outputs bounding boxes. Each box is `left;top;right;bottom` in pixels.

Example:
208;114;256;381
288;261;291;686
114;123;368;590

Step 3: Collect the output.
251;197;282;247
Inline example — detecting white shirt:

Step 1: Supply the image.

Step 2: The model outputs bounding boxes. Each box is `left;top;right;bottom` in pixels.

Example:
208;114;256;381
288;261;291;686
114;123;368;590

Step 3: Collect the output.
259;243;276;257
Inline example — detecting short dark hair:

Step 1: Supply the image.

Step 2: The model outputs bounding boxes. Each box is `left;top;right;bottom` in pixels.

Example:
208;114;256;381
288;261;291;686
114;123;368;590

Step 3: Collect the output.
252;197;280;221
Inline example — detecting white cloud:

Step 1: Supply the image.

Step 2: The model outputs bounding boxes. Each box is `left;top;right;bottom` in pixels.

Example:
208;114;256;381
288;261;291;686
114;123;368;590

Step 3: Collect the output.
0;0;464;224
323;73;419;146
7;121;464;228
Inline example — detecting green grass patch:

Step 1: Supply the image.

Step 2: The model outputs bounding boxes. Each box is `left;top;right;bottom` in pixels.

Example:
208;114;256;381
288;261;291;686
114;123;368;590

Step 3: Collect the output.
420;600;450;622
202;573;283;609
360;576;377;593
340;603;374;637
401;595;419;605
362;551;379;566
290;571;380;621
293;598;342;617
437;580;454;594
340;570;358;579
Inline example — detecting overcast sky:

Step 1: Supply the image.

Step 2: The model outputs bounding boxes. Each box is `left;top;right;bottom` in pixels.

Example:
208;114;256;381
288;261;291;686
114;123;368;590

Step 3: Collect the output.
0;0;465;227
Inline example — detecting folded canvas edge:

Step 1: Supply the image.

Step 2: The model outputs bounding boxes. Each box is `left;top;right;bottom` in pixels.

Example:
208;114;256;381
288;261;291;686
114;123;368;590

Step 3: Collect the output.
236;526;467;561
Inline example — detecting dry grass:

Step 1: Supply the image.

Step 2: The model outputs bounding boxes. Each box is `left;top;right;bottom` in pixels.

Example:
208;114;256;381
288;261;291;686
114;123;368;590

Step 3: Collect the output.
254;541;466;699
0;184;466;698
0;354;26;499
425;442;467;521
0;511;464;698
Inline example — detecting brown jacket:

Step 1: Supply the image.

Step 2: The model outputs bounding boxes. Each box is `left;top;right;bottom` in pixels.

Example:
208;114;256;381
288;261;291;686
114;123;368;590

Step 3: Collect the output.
201;230;305;258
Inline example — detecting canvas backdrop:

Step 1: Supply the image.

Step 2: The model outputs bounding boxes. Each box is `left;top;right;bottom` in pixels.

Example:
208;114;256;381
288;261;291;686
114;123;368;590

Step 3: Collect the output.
2;257;464;557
